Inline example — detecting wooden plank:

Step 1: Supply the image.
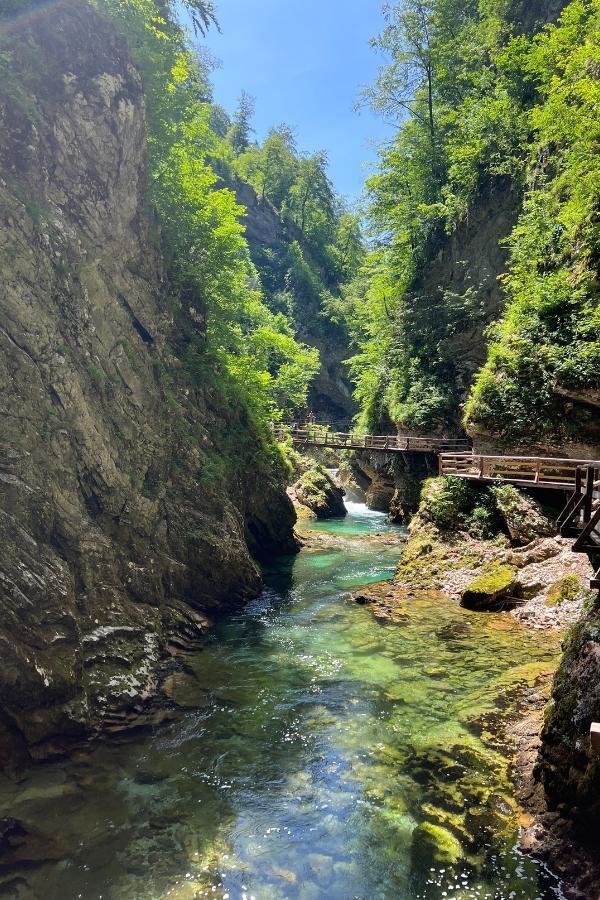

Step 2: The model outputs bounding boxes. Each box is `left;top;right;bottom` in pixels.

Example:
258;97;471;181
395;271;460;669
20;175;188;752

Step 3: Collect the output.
572;506;600;552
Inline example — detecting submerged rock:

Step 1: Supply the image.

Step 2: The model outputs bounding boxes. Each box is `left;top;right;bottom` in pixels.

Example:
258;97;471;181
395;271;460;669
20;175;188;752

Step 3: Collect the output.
162;672;211;709
411;821;463;868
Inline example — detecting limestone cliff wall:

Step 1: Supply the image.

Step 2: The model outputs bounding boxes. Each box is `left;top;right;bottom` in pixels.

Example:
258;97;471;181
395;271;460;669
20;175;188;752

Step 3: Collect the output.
233;179;355;421
0;0;295;768
538;597;600;835
410;178;519;427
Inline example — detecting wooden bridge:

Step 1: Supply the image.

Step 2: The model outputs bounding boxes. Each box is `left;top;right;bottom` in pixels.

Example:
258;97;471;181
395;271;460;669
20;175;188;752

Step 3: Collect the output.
275;425;471;454
276;425;600;588
439;453;600;588
556;465;600;589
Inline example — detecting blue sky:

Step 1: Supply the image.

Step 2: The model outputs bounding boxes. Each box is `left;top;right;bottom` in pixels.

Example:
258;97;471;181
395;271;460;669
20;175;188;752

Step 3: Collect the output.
195;0;392;204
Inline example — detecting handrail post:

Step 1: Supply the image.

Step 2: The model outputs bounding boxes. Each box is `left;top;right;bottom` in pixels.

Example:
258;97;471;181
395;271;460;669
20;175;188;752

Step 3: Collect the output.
585;466;594;523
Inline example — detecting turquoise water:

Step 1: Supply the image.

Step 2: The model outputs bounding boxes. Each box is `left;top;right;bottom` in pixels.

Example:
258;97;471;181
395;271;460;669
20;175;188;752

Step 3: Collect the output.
0;504;564;899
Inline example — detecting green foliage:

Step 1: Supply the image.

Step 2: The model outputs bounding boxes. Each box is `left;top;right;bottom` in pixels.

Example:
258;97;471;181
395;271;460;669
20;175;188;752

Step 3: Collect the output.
417;476;482;531
231;116;365;350
341;0;600;440
227;91;255;154
465;0;600;441
91;0;318;422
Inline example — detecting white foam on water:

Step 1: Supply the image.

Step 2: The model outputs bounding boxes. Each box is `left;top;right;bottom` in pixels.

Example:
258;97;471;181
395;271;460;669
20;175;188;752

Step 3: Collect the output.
344;500;387;519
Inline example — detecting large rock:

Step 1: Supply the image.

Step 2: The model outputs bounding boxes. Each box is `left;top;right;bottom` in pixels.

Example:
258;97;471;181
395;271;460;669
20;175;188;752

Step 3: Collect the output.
0;1;295;766
491;485;554;546
461;565;523;611
294;468;346;519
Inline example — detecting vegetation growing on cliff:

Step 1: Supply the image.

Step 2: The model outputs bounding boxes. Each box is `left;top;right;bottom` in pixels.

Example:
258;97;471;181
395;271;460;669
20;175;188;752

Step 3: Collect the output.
339;0;599;443
86;0;320;424
218;113;365;339
465;0;600;441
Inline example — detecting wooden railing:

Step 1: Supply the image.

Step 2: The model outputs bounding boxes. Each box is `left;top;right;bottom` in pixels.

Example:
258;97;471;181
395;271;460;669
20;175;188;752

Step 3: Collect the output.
439;453;600;491
558;465;600;589
276;425;472;455
277;424;600;588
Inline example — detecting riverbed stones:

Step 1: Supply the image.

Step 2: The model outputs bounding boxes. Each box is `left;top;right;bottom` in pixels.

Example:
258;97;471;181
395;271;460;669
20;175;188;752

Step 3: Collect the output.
306;853;334;886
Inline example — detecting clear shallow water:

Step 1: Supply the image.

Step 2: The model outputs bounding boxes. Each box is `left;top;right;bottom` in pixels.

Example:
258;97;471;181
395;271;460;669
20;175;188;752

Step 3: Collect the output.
0;505;564;900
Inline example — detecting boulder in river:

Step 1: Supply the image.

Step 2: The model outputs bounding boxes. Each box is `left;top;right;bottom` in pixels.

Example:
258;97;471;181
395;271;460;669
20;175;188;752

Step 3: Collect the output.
293;467;347;519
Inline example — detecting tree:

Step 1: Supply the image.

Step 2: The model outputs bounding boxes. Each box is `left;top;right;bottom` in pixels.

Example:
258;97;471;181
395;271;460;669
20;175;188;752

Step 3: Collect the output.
285;152;335;241
237;125;298;206
365;0;438;147
228;91;255;154
183;0;219;36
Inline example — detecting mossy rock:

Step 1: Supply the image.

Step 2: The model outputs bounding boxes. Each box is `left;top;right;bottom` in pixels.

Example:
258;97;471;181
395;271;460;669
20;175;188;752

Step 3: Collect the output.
546;574;581;607
413;477;478;532
460;564;523;611
294;467;346;519
490;484;554;546
411;821;463;868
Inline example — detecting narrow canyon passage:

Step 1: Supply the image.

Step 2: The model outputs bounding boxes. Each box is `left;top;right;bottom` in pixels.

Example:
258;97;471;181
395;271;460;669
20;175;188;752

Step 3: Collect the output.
0;504;565;899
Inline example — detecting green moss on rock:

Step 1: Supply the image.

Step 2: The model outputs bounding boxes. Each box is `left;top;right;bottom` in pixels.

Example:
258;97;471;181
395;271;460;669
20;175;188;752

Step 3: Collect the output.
294;467;346;520
546;574;582;607
461;563;522;611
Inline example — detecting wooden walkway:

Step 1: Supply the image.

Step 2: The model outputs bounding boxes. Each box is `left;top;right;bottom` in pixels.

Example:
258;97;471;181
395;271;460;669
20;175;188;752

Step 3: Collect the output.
440;454;600;588
439;453;600;491
275;424;600;588
276;425;471;454
557;466;600;589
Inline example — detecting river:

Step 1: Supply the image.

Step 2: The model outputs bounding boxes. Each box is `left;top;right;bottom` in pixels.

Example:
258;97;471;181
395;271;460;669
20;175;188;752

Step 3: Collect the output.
0;502;565;899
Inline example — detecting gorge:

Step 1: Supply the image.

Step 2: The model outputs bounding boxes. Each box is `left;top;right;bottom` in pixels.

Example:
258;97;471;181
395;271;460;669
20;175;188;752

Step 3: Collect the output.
0;0;599;898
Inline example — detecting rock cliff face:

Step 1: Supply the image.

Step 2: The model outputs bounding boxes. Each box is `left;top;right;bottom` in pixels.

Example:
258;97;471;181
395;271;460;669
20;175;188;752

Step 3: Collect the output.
538;599;600;832
410;179;519;430
234;180;355;421
346;451;437;522
0;0;295;768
